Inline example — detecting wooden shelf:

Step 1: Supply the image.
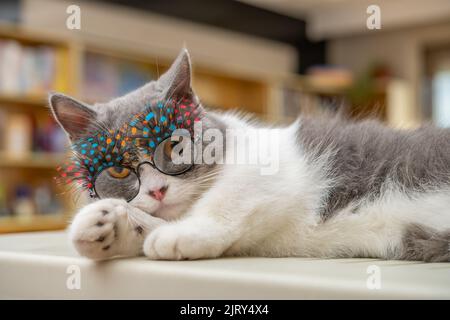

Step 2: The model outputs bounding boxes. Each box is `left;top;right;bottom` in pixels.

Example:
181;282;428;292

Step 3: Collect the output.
0;94;48;108
0;152;67;169
0;24;69;48
281;75;351;95
0;214;69;233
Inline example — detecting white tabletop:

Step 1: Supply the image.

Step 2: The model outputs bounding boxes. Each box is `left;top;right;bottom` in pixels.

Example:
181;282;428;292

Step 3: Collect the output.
0;231;449;299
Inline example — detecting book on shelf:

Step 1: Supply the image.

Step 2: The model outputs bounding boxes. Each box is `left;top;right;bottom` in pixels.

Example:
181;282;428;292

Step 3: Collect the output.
0;113;67;222
0;180;64;220
82;51;155;101
0;39;67;97
0;112;68;157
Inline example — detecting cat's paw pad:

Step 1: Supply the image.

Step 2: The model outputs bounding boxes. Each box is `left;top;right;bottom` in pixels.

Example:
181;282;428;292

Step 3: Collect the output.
143;224;223;260
69;199;127;260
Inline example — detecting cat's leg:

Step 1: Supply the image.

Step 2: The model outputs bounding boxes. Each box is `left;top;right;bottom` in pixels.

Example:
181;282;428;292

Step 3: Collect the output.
142;185;252;260
309;191;450;262
143;213;239;260
69;198;165;260
313;217;450;262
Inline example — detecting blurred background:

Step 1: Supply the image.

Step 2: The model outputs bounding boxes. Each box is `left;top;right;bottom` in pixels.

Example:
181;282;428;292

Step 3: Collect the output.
0;0;449;233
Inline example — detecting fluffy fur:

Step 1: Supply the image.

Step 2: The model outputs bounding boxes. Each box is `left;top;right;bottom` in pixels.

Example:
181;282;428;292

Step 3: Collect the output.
49;49;450;262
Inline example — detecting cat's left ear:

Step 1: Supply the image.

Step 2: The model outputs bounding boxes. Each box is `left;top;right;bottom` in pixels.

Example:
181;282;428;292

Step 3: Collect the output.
159;48;197;101
48;93;97;141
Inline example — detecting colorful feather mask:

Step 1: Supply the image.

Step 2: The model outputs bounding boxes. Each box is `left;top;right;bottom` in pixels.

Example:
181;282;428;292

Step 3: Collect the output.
56;97;204;194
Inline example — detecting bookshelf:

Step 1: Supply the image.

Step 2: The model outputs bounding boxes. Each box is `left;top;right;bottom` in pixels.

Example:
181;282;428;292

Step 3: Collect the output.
0;152;66;168
0;26;74;233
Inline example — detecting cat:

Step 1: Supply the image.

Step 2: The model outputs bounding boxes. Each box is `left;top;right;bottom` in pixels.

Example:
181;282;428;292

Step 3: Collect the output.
49;49;450;262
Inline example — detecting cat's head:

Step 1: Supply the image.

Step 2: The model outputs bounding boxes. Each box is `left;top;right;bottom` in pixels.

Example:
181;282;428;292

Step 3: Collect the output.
50;49;225;220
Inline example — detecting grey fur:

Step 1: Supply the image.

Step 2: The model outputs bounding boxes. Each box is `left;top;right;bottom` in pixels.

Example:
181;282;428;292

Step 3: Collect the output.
297;116;450;220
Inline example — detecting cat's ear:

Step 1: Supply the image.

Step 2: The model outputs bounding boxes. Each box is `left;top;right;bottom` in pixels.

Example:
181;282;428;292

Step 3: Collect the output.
49;93;97;141
159;48;196;101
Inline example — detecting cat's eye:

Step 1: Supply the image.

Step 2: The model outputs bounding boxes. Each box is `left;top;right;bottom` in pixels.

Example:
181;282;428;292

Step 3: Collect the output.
92;134;196;202
94;166;140;202
153;136;194;175
163;140;181;159
107;167;131;179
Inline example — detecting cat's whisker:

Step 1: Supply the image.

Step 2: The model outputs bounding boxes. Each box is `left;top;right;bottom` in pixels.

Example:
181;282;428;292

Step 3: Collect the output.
189;172;220;183
155;57;160;79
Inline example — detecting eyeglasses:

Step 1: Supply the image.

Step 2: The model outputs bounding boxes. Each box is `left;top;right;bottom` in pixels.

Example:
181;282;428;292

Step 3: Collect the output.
91;135;196;201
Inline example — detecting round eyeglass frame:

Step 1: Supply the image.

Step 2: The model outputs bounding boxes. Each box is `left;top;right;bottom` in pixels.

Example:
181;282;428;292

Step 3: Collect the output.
90;136;195;202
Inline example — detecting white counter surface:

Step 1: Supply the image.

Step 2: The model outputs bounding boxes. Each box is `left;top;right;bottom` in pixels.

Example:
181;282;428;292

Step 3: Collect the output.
0;231;449;299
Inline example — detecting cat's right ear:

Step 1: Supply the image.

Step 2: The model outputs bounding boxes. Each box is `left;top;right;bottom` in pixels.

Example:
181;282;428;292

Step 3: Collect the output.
159;48;195;100
48;93;97;141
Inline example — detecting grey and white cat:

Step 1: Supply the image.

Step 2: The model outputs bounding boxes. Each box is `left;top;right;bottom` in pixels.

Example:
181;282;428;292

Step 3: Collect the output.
49;49;450;262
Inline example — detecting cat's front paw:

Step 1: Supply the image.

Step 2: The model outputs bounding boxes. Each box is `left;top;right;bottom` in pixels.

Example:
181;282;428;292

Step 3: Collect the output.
143;224;224;260
69;199;130;260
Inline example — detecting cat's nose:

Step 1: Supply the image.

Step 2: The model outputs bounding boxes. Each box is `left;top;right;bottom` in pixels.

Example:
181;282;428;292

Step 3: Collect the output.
148;186;168;201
